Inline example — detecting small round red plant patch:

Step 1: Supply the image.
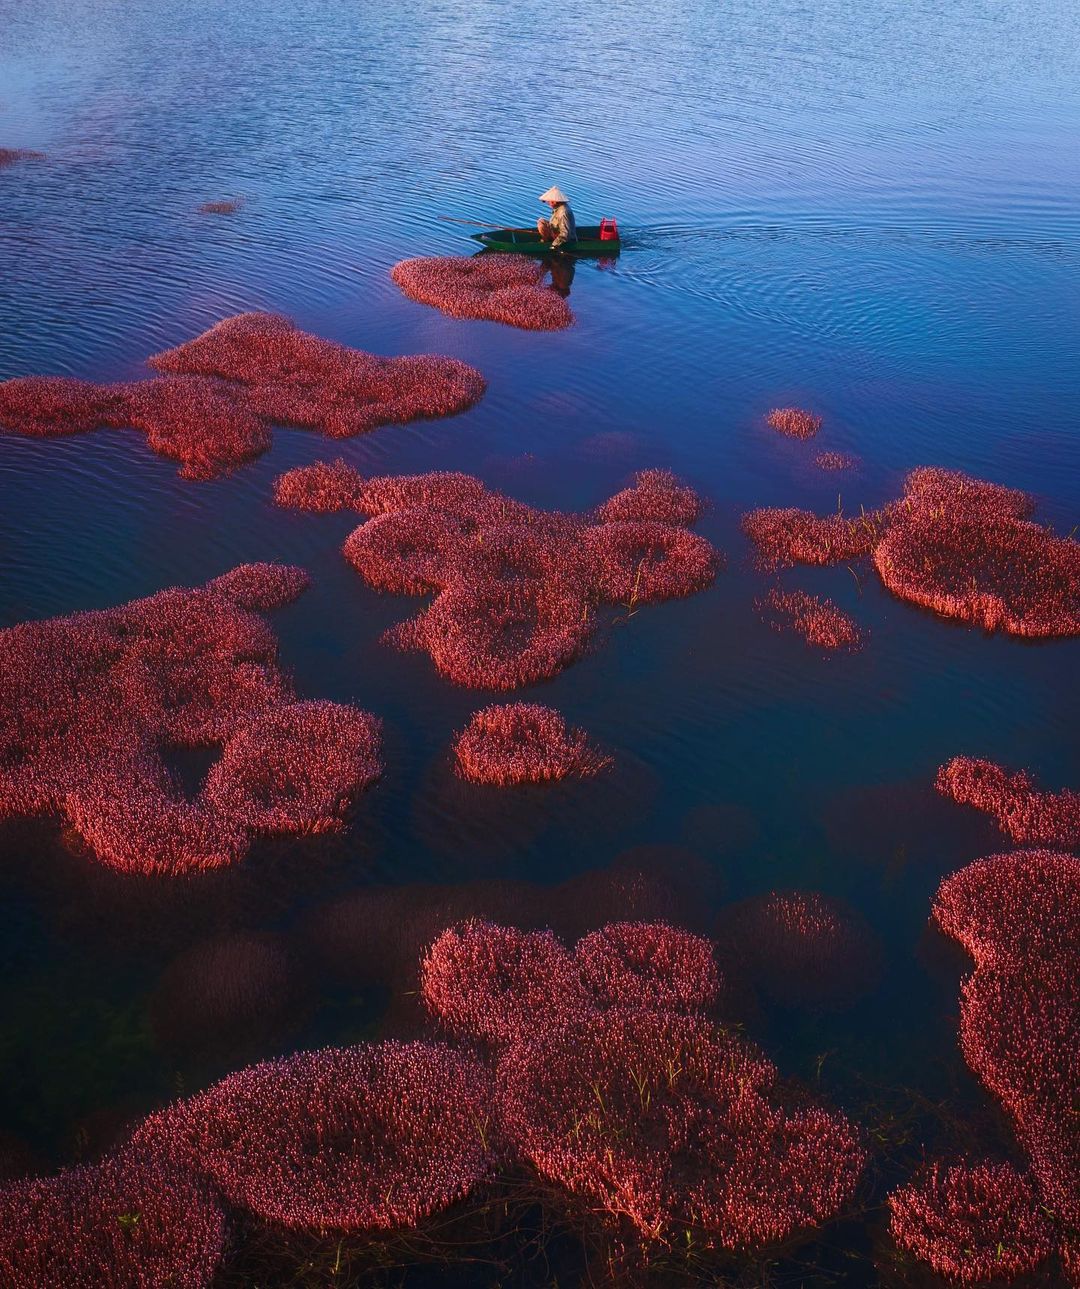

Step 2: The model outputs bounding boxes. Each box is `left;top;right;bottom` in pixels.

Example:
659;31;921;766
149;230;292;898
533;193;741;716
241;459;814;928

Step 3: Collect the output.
453;703;612;786
767;407;823;439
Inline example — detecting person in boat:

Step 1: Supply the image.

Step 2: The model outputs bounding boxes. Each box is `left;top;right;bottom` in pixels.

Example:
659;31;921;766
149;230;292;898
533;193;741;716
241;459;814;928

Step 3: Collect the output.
537;186;577;250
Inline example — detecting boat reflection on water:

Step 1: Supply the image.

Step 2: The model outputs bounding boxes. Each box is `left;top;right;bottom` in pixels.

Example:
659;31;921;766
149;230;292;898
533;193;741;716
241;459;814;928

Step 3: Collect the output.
547;254;576;297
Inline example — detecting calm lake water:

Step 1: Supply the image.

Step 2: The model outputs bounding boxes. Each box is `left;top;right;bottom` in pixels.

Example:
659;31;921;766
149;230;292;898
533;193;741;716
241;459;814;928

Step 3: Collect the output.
1;0;1079;1282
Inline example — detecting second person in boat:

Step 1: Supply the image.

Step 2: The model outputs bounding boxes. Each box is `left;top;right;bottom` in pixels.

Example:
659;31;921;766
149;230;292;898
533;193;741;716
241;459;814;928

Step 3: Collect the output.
537;186;577;250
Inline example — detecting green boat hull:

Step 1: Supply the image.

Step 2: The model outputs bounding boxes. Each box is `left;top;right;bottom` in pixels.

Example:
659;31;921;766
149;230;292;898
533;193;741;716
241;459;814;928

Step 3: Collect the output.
470;225;620;256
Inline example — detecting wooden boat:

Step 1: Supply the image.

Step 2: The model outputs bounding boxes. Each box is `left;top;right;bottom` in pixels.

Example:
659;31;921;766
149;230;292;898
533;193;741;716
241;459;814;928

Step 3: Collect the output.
470;225;620;256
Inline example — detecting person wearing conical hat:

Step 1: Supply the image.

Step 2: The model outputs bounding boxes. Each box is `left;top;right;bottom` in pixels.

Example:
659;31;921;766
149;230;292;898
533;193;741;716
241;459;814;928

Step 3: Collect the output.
537;186;577;250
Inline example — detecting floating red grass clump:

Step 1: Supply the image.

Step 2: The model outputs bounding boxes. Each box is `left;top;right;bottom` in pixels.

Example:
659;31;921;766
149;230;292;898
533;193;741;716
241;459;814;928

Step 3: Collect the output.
0;313;485;478
420;920;596;1046
716;891;881;1009
744;468;1079;637
815;451;859;472
497;1009;866;1246
453;703;612;785
275;462;720;689
767;407;823;439
198;197;242;214
150;932;302;1055
742;506;888;569
758;588;863;650
135;1042;496;1231
391;254;573;330
574;920;721;1014
933;850;1080;1276
0;1148;225;1288
936;757;1080;850
888;1160;1054;1285
0;148;45;167
0;565;381;874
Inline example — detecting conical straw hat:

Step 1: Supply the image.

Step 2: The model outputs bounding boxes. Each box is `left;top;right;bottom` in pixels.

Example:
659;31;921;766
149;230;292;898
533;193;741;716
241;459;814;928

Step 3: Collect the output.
539;186;570;204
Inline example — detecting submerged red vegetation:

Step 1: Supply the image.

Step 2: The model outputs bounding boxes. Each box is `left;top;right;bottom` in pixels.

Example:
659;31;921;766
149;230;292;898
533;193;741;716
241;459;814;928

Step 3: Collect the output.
0;313;485;478
815;451;860;471
135;1042;496;1231
758;588;863;650
743;468;1079;637
0;148;45;167
453;703;612;785
198;197;242;214
716;891;881;1009
0;565;381;874
888;1160;1054;1285
498;1009;866;1247
275;462;720;689
933;850;1080;1278
936;756;1080;850
767;407;823;439
392;255;573;330
0;1148;225;1289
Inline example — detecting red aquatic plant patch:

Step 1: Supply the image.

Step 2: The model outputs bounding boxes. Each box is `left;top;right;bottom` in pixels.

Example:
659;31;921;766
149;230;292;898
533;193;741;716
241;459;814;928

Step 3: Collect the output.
742;506;888;569
574;920;721;1014
758;588;863;650
888;1160;1054;1285
420;920;595;1046
134;1042;496;1231
0;1148;225;1289
453;703;612;785
743;467;1079;637
391;254;574;330
815;451;859;472
715;891;881;1009
148;312;486;432
0;147;45;167
767;407;822;439
497;1009;866;1247
873;509;1080;637
0;566;381;875
0;314;485;477
932;850;1080;1274
936;757;1080;850
198;197;242;214
275;461;720;689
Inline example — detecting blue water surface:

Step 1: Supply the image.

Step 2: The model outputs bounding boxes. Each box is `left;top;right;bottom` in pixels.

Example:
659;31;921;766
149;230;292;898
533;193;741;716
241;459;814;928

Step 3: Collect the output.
1;0;1078;1282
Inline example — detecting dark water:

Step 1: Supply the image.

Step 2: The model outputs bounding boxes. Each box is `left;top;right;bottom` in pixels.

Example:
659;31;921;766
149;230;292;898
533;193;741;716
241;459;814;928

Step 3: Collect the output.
1;0;1079;1282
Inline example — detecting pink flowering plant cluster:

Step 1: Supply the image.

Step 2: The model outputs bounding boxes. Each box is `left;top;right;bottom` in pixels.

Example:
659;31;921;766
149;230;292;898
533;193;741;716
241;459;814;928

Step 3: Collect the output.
884;849;1080;1284
392;254;574;330
0;563;382;875
0;917;872;1284
0;312;486;478
743;466;1080;638
273;462;720;689
936;755;1080;850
